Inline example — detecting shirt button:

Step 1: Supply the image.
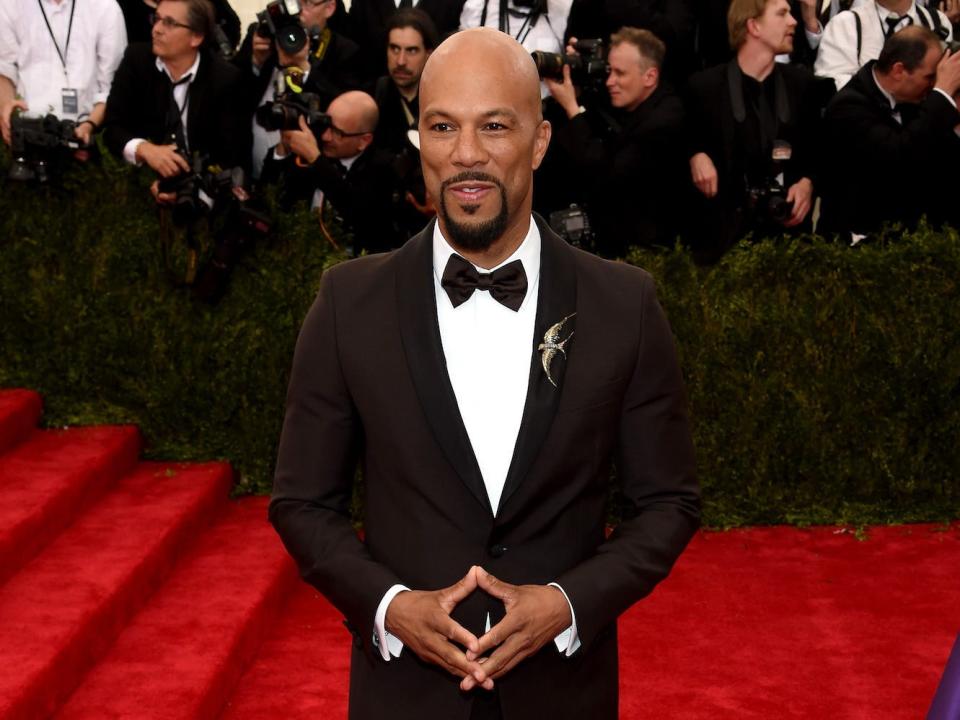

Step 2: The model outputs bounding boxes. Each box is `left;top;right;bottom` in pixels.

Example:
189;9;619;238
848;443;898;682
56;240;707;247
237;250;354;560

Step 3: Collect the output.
488;544;508;558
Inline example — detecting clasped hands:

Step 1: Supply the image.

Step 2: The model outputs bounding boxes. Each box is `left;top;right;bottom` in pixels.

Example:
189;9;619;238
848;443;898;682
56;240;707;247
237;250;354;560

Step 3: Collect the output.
384;566;571;692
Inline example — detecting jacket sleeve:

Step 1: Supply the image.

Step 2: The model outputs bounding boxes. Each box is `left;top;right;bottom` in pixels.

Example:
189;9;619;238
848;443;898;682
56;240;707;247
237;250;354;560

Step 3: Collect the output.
102;45;144;159
270;265;404;658
556;271;700;653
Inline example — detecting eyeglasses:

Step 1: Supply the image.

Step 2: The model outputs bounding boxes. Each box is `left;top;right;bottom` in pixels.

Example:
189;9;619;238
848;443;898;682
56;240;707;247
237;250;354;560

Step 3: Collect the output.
327;124;369;140
150;12;194;31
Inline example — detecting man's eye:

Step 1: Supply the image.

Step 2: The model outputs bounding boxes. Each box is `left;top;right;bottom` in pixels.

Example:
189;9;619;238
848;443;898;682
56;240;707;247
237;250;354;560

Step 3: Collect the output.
430;122;453;132
484;122;507;131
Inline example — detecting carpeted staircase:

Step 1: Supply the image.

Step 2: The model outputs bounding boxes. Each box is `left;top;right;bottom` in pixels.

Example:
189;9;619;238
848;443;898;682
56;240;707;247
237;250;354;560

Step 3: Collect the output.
0;388;957;719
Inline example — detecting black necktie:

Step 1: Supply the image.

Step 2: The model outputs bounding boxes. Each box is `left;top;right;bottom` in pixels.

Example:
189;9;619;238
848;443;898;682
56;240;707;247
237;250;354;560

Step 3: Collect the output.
165;73;192;151
885;14;906;38
441;254;527;311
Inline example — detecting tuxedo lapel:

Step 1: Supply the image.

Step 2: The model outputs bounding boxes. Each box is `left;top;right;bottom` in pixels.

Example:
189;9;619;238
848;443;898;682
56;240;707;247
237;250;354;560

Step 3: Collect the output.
497;216;578;513
395;222;492;514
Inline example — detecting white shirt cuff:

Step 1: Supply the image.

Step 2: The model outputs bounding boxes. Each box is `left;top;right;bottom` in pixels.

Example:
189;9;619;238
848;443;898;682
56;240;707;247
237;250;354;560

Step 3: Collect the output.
373;584;409;661
123;138;146;165
549;582;581;656
933;87;958;110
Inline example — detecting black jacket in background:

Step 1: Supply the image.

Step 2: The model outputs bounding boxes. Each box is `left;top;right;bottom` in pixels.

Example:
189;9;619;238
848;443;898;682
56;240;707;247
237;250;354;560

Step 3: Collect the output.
260;146;406;255
684;59;820;259
553;84;689;256
103;43;251;172
819;61;960;236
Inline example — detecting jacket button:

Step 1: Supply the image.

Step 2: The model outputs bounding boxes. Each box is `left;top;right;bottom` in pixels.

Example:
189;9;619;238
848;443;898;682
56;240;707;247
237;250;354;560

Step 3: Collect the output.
488;544;507;558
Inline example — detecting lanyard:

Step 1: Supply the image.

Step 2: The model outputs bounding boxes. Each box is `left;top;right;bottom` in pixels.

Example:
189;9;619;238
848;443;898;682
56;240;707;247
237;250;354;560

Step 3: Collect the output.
37;0;76;77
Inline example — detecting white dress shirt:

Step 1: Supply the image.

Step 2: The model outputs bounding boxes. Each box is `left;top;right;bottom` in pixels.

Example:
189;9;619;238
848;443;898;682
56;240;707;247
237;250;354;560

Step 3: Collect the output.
372;217;580;661
0;0;126;119
123;52;201;164
816;1;953;90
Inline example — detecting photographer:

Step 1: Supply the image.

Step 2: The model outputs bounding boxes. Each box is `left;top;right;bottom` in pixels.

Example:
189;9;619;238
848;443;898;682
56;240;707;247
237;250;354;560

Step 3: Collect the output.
545;27;688;256
685;0;820;262
0;0;126;149
102;0;250;203
820;26;960;239
260;89;406;254
235;0;361;142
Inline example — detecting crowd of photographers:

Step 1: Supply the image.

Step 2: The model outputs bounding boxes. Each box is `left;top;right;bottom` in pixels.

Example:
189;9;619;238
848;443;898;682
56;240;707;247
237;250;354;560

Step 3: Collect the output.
2;0;960;278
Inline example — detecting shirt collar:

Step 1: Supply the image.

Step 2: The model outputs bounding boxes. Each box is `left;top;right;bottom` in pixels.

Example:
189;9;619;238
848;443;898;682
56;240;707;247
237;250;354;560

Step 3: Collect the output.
156;52;202;84
433;216;542;306
876;2;920;23
871;66;897;109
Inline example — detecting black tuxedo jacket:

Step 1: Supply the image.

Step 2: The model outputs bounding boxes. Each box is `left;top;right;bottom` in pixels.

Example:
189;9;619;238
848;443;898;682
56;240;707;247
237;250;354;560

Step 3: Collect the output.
103;43;251;171
554;83;689;255
819;61;960;236
270;217;700;719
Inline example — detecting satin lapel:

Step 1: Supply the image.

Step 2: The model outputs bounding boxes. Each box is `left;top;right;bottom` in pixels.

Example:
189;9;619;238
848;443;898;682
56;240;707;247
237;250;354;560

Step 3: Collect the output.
395;222;492;514
497;216;578;513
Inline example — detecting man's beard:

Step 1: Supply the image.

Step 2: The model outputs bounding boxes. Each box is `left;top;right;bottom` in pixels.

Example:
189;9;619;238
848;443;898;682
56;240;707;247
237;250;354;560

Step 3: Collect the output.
438;172;509;252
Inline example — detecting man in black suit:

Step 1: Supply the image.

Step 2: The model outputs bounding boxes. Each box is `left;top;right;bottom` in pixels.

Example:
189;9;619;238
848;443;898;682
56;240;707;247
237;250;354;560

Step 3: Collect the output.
270;27;699;720
819;26;960;239
346;0;461;82
103;0;250;203
685;0;819;262
261;90;406;254
545;27;688;256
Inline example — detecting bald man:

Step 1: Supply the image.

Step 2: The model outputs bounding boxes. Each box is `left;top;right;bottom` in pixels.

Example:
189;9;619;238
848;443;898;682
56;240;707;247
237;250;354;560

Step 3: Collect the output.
271;28;700;720
261;89;406;253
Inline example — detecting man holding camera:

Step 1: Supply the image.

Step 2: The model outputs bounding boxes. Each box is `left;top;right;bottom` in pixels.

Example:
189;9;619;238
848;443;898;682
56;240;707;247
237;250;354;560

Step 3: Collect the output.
685;0;819;262
545;27;687;256
819;26;960;238
0;0;126;149
103;0;249;202
261;89;406;254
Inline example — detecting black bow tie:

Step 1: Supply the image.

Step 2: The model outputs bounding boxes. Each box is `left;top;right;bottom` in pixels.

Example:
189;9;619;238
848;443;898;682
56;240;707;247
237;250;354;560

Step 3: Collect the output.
441;254;527;311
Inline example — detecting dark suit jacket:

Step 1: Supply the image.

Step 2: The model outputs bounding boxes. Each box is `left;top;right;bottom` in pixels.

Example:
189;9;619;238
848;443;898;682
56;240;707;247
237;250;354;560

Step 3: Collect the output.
260;145;406;254
103;43;251;171
234;24;363;117
819;61;960;236
554;83;689;255
270;217;700;719
684;59;819;258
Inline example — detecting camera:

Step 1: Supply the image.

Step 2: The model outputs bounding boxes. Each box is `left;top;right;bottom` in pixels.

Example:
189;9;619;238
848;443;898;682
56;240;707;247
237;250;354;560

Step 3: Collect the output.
549;204;594;249
746;180;793;225
256;88;332;135
532;39;608;92
255;0;307;55
8;113;82;182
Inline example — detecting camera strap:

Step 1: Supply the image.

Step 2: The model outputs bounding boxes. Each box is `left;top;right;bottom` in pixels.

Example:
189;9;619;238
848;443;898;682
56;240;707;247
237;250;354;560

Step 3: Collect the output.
37;0;76;82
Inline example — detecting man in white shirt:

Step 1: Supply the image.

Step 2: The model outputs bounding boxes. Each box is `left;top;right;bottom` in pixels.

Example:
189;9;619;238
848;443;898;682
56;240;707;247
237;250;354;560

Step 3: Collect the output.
0;0;126;147
271;26;699;720
815;0;953;88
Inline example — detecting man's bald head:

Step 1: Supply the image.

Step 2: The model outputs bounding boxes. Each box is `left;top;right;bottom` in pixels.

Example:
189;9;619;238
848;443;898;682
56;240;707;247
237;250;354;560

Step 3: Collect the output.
328;90;379;134
416;28;552;265
420;28;543;122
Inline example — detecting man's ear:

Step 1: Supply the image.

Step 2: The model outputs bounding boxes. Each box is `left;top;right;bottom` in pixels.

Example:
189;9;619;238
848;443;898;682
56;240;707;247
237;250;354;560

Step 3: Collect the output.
531;119;551;170
322;1;336;20
643;66;659;88
746;17;760;40
190;31;204;50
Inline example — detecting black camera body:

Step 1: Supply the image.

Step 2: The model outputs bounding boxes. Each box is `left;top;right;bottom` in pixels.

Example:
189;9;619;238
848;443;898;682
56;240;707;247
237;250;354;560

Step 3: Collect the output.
256;90;332;135
8;113;82;182
255;0;307;55
746;180;793;225
549;203;595;250
532;39;608;92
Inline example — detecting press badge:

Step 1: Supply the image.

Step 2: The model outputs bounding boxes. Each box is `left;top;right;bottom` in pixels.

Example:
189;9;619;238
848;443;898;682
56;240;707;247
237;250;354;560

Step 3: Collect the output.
61;88;79;116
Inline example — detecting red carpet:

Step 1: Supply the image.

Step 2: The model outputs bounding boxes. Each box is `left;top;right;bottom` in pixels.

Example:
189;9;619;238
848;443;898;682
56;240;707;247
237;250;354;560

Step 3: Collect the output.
0;388;956;718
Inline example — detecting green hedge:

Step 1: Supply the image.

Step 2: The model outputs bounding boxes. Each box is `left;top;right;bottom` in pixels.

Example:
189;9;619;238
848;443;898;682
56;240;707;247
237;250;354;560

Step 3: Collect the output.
1;155;957;527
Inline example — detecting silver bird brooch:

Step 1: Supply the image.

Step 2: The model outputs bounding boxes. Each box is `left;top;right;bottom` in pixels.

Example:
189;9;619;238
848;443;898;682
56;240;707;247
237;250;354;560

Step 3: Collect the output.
538;313;576;388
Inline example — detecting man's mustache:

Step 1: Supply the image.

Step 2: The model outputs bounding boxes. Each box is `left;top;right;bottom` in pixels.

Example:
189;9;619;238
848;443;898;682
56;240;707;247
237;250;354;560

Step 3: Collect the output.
441;172;504;194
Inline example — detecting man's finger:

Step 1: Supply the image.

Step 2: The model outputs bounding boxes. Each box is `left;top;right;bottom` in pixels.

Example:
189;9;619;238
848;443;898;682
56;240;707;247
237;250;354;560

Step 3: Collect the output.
438;616;481;656
425;632;487;682
476;631;530;681
475;567;515;601
473;612;521;656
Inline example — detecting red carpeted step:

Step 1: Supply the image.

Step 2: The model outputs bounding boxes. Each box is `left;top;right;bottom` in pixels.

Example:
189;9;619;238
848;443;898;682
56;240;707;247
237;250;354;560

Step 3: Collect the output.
0;425;141;586
57;498;297;720
221;582;351;719
0;389;43;455
0;461;232;720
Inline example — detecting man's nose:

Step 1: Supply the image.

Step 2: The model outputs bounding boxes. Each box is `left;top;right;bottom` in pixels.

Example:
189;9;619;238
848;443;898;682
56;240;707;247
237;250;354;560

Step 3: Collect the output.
450;128;487;167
